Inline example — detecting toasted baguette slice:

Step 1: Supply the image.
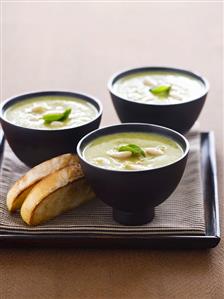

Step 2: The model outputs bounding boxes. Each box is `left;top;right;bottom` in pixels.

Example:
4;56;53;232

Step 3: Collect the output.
20;164;90;225
9;185;34;212
7;153;79;212
21;178;94;226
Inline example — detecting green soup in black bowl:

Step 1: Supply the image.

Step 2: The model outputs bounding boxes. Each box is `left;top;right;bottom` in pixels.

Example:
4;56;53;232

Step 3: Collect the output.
0;91;103;167
77;123;189;226
108;67;209;134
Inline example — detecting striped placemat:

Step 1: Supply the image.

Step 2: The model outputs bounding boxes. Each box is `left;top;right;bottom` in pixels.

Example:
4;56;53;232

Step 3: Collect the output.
0;132;205;235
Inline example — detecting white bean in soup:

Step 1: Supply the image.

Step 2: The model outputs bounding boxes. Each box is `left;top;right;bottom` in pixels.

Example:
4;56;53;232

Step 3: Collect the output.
113;71;205;104
4;96;98;130
83;132;183;171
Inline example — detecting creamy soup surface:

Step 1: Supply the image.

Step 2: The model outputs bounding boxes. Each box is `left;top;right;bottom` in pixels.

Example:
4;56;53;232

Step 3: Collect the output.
113;71;204;104
4;96;98;130
84;132;183;171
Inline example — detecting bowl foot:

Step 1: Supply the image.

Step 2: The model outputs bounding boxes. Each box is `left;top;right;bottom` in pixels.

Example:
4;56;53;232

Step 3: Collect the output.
113;208;154;226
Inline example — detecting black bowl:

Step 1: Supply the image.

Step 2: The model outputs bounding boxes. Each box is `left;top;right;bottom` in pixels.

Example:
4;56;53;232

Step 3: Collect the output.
108;66;209;134
77;123;189;226
0;91;103;167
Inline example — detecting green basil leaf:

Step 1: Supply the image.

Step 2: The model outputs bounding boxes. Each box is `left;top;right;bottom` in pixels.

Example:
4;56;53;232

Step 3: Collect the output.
118;144;145;157
43;108;72;123
150;85;171;96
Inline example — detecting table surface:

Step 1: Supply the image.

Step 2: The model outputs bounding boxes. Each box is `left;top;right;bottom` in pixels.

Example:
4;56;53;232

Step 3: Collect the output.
0;2;223;299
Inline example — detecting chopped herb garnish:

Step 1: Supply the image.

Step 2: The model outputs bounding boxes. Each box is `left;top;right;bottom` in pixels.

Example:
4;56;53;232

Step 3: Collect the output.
150;85;171;96
118;144;145;157
43;108;72;124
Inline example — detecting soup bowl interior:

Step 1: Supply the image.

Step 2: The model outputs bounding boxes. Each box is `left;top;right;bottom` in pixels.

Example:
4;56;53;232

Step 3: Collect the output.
0;91;103;167
77;123;189;225
108;67;209;134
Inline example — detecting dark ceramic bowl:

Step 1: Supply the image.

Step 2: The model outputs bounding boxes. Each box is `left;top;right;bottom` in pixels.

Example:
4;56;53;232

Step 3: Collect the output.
108;67;209;134
0;91;103;167
77;123;189;226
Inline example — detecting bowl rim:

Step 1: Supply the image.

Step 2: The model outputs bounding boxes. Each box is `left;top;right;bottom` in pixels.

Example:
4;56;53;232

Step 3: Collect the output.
77;122;190;174
107;66;209;106
0;90;103;132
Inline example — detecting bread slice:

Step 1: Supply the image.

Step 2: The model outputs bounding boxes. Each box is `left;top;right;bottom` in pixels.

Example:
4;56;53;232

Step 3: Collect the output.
7;153;79;212
20;164;94;225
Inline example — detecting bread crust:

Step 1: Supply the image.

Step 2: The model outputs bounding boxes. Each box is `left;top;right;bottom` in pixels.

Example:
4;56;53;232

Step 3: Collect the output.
7;153;79;212
20;165;94;226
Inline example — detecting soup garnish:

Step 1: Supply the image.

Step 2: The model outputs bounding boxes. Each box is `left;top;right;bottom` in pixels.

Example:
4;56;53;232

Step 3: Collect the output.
83;132;183;171
118;144;145;157
150;85;171;97
43;107;72;124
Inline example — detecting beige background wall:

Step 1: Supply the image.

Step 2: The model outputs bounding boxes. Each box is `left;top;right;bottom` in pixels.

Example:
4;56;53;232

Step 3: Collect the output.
1;2;223;131
0;2;223;299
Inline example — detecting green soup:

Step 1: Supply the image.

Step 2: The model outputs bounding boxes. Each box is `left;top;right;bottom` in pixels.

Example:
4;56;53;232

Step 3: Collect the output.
113;71;204;104
83;132;183;171
4;96;97;130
